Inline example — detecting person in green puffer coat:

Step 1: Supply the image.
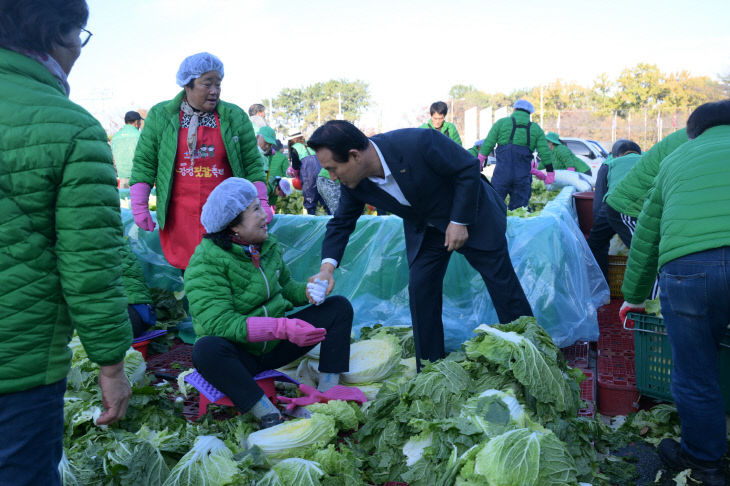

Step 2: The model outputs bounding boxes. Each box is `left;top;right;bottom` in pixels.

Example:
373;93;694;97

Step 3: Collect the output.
606;128;689;218
619;100;730;486
185;178;356;428
0;2;132;484
121;241;156;338
542;132;592;173
129;52;269;270
419;100;462;146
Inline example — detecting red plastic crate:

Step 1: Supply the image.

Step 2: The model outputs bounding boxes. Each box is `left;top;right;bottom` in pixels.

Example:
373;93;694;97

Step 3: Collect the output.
597;352;639;416
579;368;595;403
561;340;590;368
597;299;623;331
598;327;635;357
146;344;194;377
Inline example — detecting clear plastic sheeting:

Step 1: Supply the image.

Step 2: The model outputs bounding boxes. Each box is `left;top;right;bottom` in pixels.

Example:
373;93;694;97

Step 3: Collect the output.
121;209;183;292
121;186;607;349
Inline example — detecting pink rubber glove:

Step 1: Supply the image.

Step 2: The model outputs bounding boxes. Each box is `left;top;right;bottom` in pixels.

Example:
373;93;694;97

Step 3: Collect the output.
276;385;368;411
545;171;555;185
276;384;323;410
130;183;155;231
286;166;299;178
320;385;368;405
477;153;487;170
253;181;274;223
246;317;327;347
530;168;547;181
531;159;539;170
567;167;576;171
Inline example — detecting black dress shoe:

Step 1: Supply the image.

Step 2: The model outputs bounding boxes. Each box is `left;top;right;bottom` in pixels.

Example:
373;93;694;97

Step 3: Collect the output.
658;439;727;485
259;413;285;429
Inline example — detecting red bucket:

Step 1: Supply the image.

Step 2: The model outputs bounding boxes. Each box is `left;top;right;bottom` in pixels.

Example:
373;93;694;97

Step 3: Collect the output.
573;191;594;239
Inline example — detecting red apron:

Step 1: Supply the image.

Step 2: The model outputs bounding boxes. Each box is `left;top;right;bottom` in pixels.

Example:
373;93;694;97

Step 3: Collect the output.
160;112;232;269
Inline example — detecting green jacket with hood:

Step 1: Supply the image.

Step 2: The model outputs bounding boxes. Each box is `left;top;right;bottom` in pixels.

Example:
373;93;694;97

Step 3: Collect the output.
0;48;132;394
419;120;462;146
184;236;309;356
479;110;553;166
622;126;730;303
121;242;152;305
606;128;689;217
129;91;265;229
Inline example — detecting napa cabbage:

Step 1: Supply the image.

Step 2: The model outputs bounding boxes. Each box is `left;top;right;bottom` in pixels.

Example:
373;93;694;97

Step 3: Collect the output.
162;435;238;486
246;413;337;461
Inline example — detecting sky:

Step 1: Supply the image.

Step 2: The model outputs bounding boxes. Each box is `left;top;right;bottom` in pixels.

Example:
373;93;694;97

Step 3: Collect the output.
72;0;730;133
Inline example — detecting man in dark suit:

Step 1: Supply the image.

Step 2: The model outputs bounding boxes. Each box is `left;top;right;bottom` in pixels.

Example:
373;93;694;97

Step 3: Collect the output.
306;120;533;369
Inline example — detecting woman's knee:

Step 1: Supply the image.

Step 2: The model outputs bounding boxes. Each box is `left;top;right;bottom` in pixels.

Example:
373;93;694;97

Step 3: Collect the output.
325;295;353;322
192;336;235;368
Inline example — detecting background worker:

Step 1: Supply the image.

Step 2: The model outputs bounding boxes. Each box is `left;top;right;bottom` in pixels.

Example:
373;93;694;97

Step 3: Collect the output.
587;140;642;280
419;101;462;146
110;111;143;188
248;103;267;134
288;131;330;215
620;100;730;486
257;126;288;184
542;132;591;173
479;100;554;209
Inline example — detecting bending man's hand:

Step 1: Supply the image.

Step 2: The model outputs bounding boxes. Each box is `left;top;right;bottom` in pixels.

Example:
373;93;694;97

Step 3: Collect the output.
444;223;468;252
96;361;132;425
307;262;336;304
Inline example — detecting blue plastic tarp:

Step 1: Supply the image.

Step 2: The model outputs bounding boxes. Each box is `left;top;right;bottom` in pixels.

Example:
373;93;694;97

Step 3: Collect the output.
121;185;608;349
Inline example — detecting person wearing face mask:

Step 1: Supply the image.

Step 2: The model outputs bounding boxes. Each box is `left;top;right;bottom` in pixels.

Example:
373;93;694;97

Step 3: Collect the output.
129;52;271;271
0;1;133;484
184;178;357;428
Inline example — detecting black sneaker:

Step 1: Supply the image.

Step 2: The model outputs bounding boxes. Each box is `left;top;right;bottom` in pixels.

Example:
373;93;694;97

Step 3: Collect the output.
658;439;726;485
259;413;285;429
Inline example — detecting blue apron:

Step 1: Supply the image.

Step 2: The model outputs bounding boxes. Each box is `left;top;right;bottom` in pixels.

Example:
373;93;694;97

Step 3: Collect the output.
491;117;534;210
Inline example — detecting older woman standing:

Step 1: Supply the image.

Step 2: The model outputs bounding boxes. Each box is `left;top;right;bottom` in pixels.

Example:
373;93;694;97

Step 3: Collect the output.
130;52;272;270
0;1;132;484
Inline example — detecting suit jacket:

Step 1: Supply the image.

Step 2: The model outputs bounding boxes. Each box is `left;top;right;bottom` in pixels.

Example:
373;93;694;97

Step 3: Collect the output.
321;128;507;266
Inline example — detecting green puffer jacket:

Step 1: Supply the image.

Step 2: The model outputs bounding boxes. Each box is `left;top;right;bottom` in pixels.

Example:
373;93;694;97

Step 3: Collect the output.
110;124;141;179
419;120;462;146
266;150;289;182
121;242;152;304
479;110;553;166
606;129;688;217
184;236;309;355
622;125;730;303
130;91;265;229
0;48;132;394
540;144;591;173
604;153;641;201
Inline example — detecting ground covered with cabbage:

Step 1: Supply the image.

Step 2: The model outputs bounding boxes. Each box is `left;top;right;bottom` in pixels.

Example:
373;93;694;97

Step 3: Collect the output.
61;317;700;486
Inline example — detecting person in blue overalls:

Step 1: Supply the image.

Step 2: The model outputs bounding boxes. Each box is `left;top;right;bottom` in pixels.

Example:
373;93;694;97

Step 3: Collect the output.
478;100;554;209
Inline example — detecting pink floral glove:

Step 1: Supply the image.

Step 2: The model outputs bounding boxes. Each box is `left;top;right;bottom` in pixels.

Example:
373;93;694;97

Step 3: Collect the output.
286;166;299;178
253;181;274;223
567;167;576;171
130;183;155;231
545;171;555;185
477;153;487;170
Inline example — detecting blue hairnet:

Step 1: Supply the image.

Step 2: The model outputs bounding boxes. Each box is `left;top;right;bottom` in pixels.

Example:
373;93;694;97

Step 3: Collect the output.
513;99;535;114
201;178;257;233
176;52;225;87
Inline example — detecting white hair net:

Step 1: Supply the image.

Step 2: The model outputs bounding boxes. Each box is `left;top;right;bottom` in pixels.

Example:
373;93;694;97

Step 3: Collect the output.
201;178;257;233
176;52;225;87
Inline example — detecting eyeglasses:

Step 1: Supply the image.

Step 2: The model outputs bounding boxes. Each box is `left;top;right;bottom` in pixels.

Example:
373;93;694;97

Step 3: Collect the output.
80;28;92;47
